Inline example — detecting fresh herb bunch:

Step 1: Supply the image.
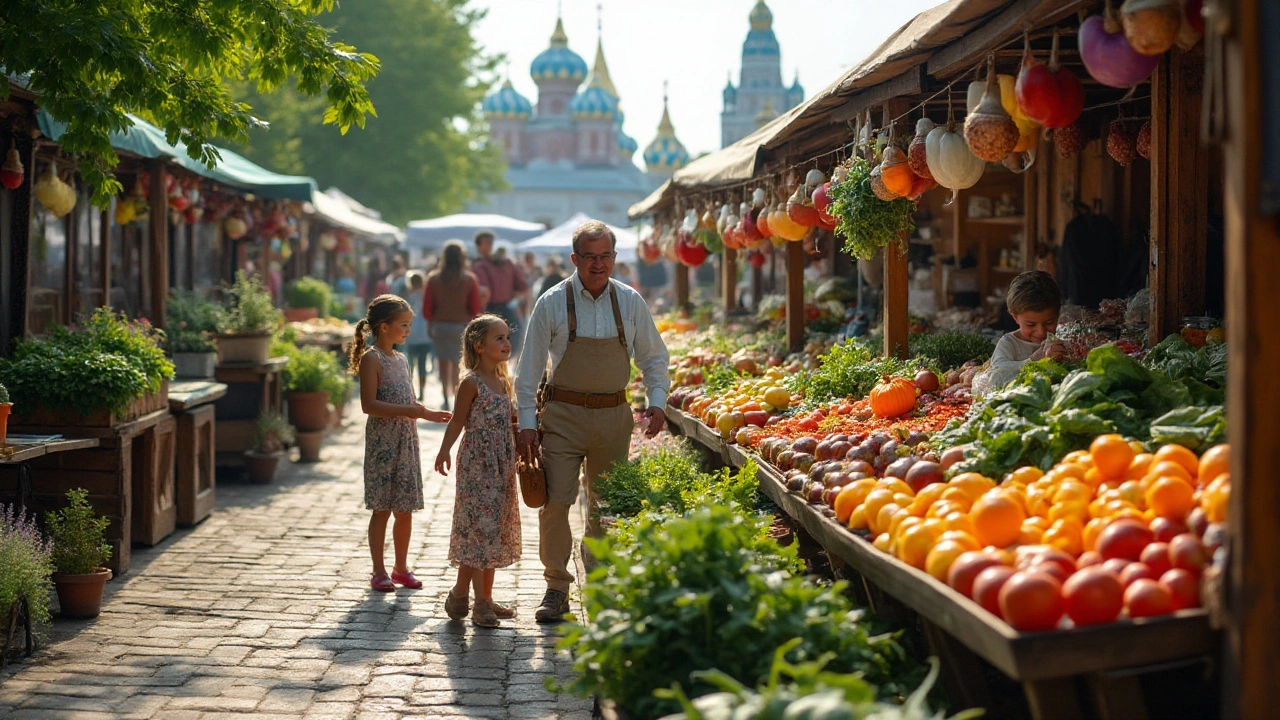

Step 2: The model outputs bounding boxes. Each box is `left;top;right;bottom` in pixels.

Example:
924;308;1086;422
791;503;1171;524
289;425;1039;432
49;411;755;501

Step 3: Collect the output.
0;309;174;416
826;157;917;260
596;443;705;517
908;332;995;370
46;488;112;575
168;329;216;354
1143;333;1227;388
167;288;225;334
787;340;918;405
284;345;342;393
285;277;333;317
701;363;743;396
220;271;281;334
254;411;295;453
0;503;54;629
556;504;905;719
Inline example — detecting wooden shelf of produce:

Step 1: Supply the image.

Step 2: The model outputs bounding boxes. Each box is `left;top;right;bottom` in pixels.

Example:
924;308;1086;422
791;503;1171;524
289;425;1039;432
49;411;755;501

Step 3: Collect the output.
950;169;1031;300
666;403;1216;720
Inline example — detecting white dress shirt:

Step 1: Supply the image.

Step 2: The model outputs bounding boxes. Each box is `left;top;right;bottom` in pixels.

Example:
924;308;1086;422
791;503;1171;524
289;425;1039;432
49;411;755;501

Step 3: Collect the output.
515;273;670;430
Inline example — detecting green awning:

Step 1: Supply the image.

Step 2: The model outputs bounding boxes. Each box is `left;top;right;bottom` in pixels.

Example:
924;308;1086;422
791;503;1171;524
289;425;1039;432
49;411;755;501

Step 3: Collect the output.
36;110;317;201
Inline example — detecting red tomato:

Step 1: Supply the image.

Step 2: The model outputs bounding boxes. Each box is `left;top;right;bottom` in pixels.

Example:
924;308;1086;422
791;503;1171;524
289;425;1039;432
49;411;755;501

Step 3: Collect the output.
1139;542;1172;577
1097;519;1154;561
1101;558;1131;577
1062;567;1125;626
947;551;1006;599
1029;548;1077;577
1168;534;1207;574
836;404;854;415
1185;507;1209;538
1076;551;1104;569
1159;568;1201;610
1125;578;1175;618
999;571;1065;632
1029;560;1071;585
1120;562;1158;587
1149;516;1188;543
972;565;1017;618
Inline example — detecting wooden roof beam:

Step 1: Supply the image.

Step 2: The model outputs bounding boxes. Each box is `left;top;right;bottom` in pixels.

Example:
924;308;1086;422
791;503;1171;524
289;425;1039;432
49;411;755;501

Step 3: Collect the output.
831;66;926;124
927;0;1082;79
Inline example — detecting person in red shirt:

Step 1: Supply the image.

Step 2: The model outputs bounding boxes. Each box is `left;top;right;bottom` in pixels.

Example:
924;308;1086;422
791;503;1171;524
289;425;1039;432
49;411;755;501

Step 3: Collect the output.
422;241;483;410
472;230;530;356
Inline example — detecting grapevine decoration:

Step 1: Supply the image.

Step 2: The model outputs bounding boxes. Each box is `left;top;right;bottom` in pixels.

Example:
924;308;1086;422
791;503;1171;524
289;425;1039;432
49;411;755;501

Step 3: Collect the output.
826;156;916;260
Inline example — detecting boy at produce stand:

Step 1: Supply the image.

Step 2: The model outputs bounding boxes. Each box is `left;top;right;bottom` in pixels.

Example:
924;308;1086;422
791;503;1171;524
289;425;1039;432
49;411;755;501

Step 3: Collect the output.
981;270;1067;390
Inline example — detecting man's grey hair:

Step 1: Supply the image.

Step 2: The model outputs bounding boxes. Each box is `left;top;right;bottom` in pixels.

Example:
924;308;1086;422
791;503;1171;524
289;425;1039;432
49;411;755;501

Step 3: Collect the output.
571;220;616;255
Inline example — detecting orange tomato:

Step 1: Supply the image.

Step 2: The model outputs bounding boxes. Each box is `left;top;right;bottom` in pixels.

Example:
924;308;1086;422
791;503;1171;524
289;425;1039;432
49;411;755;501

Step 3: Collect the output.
925;540;973;581
1083;517;1108;552
951;473;997;502
1053;480;1094;505
1054;462;1089;482
862;489;896;529
871;502;903;536
848;505;868;530
1197;444;1229;489
1143;461;1194;490
909;484;948;517
940;487;974;512
1154;444;1200;480
1044;520;1084;556
943;511;977;537
1202;474;1230;523
873;532;892;553
936;530;982;552
1005;466;1044;485
897;524;938;569
1049;500;1089;526
970;492;1026;548
1146;476;1196;519
879;478;914;497
835;479;878;523
1091;434;1136;481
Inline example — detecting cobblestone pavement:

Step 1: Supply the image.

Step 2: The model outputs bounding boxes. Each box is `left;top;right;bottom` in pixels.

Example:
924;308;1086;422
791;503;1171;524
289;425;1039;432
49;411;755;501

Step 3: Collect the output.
0;386;595;720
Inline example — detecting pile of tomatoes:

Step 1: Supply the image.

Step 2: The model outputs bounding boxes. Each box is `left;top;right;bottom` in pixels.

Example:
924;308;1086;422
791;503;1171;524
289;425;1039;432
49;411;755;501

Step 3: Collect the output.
824;435;1230;631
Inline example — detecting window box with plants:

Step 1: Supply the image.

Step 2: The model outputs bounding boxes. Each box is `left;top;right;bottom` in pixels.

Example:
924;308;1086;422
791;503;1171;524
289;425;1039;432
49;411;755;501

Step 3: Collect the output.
213;271;282;365
0;309;174;428
283;277;333;323
47;488;113;618
166;290;225;379
245;411;293;484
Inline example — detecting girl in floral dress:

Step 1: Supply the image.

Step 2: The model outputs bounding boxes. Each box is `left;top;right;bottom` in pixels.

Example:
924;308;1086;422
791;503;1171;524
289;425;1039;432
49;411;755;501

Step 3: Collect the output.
434;314;522;627
351;295;452;592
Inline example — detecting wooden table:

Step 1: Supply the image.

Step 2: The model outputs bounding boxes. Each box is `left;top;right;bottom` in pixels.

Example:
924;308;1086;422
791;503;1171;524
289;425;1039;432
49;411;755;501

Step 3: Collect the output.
667;404;1217;720
2;438;102;509
169;381;227;526
214;357;287;462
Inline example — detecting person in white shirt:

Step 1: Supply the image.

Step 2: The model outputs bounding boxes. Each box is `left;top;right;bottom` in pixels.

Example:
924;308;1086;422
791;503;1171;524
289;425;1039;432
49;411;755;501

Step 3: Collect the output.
515;220;670;623
982;270;1067;390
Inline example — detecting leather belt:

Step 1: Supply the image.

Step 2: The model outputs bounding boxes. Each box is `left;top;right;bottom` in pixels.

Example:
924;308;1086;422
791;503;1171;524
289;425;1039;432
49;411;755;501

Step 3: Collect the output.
548;386;626;409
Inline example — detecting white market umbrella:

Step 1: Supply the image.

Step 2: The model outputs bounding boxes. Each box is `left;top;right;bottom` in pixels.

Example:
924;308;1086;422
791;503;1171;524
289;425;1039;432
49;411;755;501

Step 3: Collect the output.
404;213;546;251
516;213;639;265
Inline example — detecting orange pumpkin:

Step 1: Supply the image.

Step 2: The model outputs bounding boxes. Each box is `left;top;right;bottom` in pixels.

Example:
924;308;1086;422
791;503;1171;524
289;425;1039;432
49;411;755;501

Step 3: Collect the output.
869;374;917;418
881;146;916;198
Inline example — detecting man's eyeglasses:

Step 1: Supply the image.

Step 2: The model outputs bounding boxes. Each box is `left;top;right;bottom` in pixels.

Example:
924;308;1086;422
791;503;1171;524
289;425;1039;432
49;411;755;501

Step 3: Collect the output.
577;252;616;264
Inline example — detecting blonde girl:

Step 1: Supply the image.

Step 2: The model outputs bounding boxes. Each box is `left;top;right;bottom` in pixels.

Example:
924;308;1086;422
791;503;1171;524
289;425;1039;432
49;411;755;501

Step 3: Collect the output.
434;314;522;627
351;295;451;592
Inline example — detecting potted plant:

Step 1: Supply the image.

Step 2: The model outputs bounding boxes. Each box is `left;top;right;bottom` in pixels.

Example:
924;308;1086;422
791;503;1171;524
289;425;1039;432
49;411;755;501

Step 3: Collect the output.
0;309;174;427
284;277;333;323
283;344;340;432
1;503;54;655
325;373;355;429
0;382;11;445
166;290;224;378
213;271;281;365
46;488;113;618
245;411;294;483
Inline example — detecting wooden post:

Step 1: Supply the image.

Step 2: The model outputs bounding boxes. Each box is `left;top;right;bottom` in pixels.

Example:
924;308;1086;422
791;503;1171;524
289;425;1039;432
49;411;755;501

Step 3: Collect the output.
674;261;689;307
100;208;111;310
785;240;804;353
752;263;764;308
1148;47;1209;344
722;247;737;314
1222;0;1280;715
6;132;35;349
148;161;168;328
882;99;911;360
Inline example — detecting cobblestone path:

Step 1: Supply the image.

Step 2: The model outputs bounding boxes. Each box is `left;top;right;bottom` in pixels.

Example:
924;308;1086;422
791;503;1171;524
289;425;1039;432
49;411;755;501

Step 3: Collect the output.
0;398;594;720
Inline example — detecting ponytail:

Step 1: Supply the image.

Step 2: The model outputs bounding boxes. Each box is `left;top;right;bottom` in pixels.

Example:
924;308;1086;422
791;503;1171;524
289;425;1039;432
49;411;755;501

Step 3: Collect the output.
349;294;414;374
348;319;371;373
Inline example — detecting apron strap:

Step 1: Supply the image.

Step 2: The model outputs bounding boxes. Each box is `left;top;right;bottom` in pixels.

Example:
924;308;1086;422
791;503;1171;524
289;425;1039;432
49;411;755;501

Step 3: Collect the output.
566;284;577;342
609;283;627;351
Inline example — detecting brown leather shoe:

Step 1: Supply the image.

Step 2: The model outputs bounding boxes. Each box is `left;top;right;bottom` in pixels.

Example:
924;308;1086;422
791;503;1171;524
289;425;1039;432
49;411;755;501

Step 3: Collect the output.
534;589;570;624
444;589;469;621
472;599;500;628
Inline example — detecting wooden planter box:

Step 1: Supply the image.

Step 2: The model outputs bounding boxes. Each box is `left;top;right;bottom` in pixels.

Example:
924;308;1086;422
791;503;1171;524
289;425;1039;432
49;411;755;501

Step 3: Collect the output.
10;381;169;428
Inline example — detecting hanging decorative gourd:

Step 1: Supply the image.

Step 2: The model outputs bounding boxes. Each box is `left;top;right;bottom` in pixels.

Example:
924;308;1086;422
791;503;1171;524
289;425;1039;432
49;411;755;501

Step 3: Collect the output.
1121;0;1183;56
1;142;24;189
869;163;899;202
786;184;822;227
700;208;717;231
681;208;699;235
740;203;763;243
1002;147;1038;174
716;203;731;235
751;187;767;207
869;374;917;419
697;226;724;253
831;164;849;184
926;97;986;203
756;203;774;239
184;206;204;225
908;172;938;200
1107;120;1138;166
880;145;916;198
804;168;827;191
908;118;935;180
1176;0;1205;50
812;182;833;215
1080;0;1162;88
114;196;136;225
1136;120;1152;159
1015;32;1084;133
1054;123;1085;158
770;201;807;241
675;233;709;267
745;249;767;268
640;233;663;264
35;164;76;218
964;56;1021;163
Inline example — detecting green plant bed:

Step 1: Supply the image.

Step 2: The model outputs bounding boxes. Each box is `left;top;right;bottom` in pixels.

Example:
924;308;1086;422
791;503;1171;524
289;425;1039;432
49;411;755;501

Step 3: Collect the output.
218;271;281;335
285;277;332;317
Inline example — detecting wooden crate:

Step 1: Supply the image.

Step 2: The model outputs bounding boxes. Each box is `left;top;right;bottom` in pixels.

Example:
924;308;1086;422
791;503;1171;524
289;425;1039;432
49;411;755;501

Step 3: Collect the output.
175;404;216;526
131;413;176;546
10;381;169;428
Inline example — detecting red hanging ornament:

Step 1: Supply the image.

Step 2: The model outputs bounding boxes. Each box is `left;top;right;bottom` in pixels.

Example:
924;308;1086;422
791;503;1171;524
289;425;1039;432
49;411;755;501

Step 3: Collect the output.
1;142;24;189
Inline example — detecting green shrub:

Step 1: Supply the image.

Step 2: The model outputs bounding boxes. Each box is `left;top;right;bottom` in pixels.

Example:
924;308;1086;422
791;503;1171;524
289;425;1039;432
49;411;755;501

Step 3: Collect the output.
0;308;174;416
284;345;341;393
323;373;355;407
45;489;112;575
596;442;705;517
168;329;216;354
254;411;295;453
285;277;333;317
167;289;225;334
0;503;54;629
556;504;905;719
219;271;280;334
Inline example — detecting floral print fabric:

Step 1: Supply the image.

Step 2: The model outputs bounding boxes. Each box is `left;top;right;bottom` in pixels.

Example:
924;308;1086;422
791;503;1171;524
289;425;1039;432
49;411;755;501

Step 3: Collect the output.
449;376;522;569
363;348;424;512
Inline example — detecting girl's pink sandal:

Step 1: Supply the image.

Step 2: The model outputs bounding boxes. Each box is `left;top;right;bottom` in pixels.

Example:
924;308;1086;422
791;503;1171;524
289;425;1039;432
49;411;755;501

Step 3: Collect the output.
390;570;423;589
370;573;396;592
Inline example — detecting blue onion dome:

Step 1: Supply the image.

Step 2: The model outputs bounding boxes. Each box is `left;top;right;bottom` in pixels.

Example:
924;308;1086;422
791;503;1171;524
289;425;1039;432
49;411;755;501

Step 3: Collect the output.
571;37;620;120
617;129;639;160
482;80;533;120
531;18;588;83
644;99;690;173
723;77;737;106
788;72;804;105
744;0;780;56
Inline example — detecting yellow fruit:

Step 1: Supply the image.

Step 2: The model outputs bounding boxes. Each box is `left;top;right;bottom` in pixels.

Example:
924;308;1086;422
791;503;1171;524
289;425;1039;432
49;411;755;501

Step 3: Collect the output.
925;540;972;581
970;492;1026;548
873;533;892;552
1090;434;1135;481
1005;466;1044;485
897;524;937;569
1146;476;1196;519
848;506;868;530
1154;444;1200;480
763;387;790;410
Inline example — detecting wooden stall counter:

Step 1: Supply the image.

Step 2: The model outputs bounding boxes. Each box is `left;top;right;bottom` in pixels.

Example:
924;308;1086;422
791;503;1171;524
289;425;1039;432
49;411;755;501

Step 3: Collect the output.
169;380;227;526
214;357;286;465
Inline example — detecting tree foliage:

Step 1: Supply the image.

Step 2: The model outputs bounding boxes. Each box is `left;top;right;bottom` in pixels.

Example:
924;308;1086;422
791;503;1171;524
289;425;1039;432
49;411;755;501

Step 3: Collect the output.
0;0;379;206
231;0;506;225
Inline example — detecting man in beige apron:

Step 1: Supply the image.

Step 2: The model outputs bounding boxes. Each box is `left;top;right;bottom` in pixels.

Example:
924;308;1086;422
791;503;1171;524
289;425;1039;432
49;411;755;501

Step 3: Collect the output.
515;221;670;623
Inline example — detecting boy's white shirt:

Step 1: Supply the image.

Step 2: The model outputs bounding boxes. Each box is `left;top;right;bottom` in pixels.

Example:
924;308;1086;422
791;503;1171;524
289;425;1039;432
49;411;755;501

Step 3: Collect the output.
980;332;1044;391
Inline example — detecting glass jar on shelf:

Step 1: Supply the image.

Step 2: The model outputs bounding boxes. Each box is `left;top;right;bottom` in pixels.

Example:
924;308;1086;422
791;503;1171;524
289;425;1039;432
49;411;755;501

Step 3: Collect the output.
1180;316;1221;348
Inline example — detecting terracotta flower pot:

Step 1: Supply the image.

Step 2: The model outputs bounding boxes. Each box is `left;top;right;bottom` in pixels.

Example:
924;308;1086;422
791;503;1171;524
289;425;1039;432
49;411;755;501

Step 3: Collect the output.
295;430;324;463
283;307;319;323
287;391;331;432
53;568;113;618
244;450;283;484
0;403;11;445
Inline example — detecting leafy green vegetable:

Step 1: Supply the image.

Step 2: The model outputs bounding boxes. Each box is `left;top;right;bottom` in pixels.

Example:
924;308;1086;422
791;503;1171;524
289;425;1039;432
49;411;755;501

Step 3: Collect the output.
1144;334;1228;388
827;158;917;261
788;340;918;405
596;443;706;518
907;332;995;370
